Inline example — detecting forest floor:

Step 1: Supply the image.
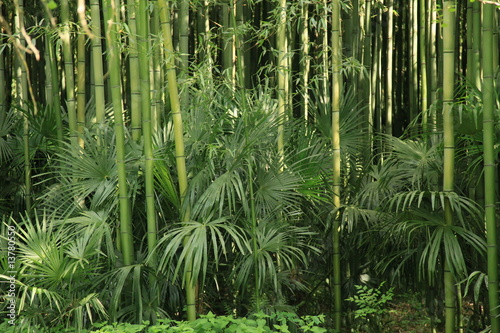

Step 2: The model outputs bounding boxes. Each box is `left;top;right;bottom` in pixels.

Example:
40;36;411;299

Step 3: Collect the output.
381;293;486;333
385;295;431;333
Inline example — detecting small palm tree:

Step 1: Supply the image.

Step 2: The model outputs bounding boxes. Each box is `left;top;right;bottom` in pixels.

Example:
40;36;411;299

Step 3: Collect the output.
0;211;108;331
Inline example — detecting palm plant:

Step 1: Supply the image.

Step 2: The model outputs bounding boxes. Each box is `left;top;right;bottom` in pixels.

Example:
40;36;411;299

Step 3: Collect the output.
0;212;108;331
362;133;488;331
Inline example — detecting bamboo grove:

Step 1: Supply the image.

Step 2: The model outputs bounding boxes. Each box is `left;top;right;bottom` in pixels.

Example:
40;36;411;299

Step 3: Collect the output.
0;0;499;332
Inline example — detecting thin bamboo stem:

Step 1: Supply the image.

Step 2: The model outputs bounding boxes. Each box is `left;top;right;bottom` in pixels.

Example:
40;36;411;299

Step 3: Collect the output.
442;2;456;333
332;0;342;330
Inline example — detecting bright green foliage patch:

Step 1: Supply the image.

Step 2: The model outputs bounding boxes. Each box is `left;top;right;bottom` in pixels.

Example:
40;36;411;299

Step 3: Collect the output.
0;312;326;333
346;282;394;333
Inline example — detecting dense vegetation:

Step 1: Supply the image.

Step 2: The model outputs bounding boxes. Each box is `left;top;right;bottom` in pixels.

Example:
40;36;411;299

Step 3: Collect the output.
0;0;499;332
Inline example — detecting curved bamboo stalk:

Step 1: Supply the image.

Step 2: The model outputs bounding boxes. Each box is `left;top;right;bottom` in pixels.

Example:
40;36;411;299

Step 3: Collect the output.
158;0;195;321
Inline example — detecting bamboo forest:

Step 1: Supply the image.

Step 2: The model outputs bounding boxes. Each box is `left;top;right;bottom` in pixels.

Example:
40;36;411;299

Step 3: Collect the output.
0;0;499;332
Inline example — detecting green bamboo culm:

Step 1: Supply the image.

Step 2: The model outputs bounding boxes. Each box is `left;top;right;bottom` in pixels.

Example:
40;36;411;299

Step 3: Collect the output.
76;32;86;147
418;0;428;137
137;0;157;270
13;0;32;214
276;0;287;167
179;0;189;107
158;0;196;321
482;3;500;331
331;0;342;330
105;0;135;266
442;2;456;333
90;0;106;124
385;0;393;137
60;0;78;145
128;0;142;141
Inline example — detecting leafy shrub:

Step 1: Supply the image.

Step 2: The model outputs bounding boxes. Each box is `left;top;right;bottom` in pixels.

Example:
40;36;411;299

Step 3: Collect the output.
346;282;394;333
0;312;326;333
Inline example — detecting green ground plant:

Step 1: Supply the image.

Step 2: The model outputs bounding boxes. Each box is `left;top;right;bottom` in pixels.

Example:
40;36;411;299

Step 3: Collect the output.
0;312;326;333
346;282;394;333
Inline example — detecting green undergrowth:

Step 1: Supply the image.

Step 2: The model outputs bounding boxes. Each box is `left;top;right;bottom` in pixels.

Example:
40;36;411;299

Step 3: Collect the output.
0;312;327;333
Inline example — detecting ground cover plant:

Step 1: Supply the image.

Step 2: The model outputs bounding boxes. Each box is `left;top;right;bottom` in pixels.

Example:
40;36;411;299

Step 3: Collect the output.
1;0;499;332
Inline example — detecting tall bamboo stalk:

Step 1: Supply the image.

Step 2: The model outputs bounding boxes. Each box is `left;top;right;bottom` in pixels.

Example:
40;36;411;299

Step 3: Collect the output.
14;0;31;214
158;0;195;321
128;0;142;141
429;0;438;137
482;3;499;331
151;3;162;131
76;32;86;147
419;0;428;136
138;0;158;320
409;0;418;128
466;1;473;83
179;0;189;107
0;42;5;114
331;0;342;330
277;0;287;166
90;0;106;124
442;2;456;333
362;0;372;134
300;1;310;123
60;0;77;145
105;0;135;266
138;0;156;265
471;1;481;89
385;0;393;137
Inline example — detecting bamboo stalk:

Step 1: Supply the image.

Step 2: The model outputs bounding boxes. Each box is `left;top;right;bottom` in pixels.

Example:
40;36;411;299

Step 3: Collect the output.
482;3;500;331
105;0;135;266
442;2;456;333
331;0;342;330
385;0;393;137
90;0;106;124
277;0;287;167
419;0;428;136
77;31;86;147
300;1;310;123
128;0;142;141
158;0;195;320
60;0;77;145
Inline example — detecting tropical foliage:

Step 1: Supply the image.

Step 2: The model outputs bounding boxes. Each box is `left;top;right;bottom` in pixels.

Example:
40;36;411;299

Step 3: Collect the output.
0;0;499;332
